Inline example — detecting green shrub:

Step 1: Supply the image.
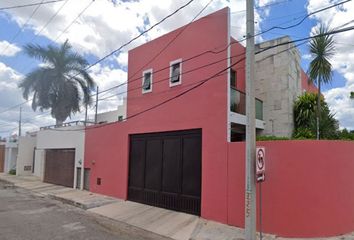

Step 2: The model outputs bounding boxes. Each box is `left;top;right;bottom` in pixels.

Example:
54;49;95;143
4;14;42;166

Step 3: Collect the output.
8;169;16;175
256;135;290;141
337;129;354;140
293;127;316;139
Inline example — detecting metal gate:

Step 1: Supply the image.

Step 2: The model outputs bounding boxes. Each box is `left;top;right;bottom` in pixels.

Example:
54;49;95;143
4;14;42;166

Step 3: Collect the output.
0;145;4;172
128;129;202;215
44;149;75;187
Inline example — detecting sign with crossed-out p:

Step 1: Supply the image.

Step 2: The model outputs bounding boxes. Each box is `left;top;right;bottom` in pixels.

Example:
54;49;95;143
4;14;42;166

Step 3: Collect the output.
256;147;265;182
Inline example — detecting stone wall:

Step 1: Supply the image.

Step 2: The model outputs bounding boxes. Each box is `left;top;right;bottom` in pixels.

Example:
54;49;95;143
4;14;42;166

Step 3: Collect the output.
255;36;302;137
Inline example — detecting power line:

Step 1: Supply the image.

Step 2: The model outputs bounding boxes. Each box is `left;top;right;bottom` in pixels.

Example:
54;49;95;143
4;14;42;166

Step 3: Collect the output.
46;24;354;132
1;0;349;116
98;53;245;101
231;0;291;14
94;0;351;97
126;0;214;89
54;0;95;42
0;100;31;115
9;0;70;73
85;0;196;74
24;0;197;118
13;0;195;106
0;0;66;11
254;0;352;38
2;0;195;120
258;25;354;50
0;0;45;56
27;0;70;44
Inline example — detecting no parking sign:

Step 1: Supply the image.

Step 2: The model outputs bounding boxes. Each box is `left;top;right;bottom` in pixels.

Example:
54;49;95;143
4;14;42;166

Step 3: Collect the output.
256;147;265;182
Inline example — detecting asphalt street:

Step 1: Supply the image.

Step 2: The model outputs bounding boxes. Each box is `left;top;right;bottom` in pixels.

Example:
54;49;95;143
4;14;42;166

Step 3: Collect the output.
0;181;171;240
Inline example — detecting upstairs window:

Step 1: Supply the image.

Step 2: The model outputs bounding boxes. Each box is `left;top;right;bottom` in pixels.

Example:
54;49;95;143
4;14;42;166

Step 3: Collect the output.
142;69;153;93
170;59;182;87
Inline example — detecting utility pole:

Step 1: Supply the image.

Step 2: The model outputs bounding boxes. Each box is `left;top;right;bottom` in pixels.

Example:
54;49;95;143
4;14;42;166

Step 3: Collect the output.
84;103;88;126
94;86;99;124
18;106;22;137
245;0;256;239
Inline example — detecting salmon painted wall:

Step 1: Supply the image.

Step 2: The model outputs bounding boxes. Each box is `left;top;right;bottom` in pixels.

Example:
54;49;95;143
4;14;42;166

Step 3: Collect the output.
227;140;354;237
301;69;318;93
85;8;232;223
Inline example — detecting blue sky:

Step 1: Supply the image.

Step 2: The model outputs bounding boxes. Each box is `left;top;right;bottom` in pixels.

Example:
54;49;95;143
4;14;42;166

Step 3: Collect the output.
0;0;353;138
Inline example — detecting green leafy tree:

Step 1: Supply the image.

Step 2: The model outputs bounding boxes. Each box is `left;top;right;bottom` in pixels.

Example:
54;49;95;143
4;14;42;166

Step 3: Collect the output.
19;40;95;125
338;128;354;140
350;91;354;99
307;24;335;139
293;92;339;139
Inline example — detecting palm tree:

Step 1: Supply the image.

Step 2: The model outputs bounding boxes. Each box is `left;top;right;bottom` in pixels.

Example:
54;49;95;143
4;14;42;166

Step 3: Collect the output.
307;24;335;140
19;40;95;125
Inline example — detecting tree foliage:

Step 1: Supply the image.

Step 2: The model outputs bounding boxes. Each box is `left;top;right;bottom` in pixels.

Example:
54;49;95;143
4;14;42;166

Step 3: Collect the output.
19;40;95;125
338;128;354;140
293;92;339;139
307;24;335;139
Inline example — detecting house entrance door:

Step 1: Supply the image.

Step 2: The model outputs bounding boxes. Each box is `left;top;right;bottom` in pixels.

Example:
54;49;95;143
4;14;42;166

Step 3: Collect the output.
128;129;202;215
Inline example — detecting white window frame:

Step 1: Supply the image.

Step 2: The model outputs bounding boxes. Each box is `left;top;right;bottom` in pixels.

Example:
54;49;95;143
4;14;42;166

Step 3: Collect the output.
142;68;153;94
169;59;182;87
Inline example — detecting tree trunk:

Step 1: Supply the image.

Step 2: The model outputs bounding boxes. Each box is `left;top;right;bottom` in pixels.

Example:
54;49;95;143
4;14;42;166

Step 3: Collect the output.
317;78;321;140
56;119;63;126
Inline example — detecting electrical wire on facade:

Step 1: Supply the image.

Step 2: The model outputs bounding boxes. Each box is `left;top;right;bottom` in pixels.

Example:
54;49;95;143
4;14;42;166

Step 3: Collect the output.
86;0;352;98
44;23;354;132
0;0;198;114
7;0;71;74
2;0;347;112
0;1;353;130
54;0;95;42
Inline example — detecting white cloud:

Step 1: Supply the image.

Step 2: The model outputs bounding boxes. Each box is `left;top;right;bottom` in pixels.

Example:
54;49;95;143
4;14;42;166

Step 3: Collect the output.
2;0;267;60
302;54;312;60
0;40;21;56
307;0;354;129
257;0;278;7
116;52;128;67
88;64;127;113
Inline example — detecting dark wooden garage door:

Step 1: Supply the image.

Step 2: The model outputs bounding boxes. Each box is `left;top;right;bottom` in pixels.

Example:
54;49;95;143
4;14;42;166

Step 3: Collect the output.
44;149;75;187
128;129;202;215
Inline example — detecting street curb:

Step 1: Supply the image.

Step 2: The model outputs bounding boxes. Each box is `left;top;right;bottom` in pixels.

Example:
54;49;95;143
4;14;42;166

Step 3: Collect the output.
48;194;90;210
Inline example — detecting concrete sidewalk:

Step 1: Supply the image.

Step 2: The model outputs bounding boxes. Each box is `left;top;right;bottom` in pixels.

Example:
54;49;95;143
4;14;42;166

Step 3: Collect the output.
0;173;118;209
1;174;353;240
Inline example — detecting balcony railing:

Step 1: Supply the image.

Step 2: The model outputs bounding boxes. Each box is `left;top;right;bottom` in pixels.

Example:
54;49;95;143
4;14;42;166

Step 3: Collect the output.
230;87;263;120
40;120;95;130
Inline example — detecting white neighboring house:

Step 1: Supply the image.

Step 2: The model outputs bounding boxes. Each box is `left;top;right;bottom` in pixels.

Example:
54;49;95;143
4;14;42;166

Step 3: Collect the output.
95;98;126;123
34;123;86;189
15;99;127;190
